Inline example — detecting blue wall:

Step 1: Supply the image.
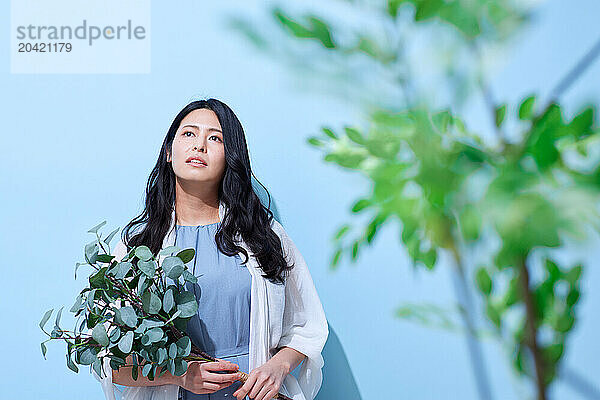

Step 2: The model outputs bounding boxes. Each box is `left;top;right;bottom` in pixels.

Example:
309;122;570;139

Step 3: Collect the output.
1;1;599;399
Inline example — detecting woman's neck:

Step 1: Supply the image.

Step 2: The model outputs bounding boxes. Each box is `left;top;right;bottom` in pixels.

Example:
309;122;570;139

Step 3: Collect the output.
174;181;220;226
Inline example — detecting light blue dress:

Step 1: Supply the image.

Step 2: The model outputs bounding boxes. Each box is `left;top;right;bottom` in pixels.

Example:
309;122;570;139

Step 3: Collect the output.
174;221;251;400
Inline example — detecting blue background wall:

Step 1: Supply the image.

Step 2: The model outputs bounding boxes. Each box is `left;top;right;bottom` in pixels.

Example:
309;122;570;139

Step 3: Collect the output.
1;1;599;399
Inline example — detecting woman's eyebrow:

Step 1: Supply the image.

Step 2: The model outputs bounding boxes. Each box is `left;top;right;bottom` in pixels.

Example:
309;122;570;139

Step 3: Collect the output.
180;123;222;133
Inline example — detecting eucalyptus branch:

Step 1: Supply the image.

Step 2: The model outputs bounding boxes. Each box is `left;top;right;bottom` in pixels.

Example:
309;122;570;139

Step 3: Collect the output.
39;222;293;400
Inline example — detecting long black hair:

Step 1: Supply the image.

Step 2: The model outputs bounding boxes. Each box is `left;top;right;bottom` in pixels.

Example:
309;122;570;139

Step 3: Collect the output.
121;98;293;285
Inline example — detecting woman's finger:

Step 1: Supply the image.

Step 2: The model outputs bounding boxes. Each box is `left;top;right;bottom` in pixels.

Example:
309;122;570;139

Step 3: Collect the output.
201;361;241;383
233;370;258;400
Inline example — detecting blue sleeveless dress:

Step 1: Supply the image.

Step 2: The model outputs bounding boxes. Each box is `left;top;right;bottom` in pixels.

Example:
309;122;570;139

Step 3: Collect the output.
174;221;251;400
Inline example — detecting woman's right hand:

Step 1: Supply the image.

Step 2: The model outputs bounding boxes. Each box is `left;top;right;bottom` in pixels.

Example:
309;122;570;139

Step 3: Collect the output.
177;359;242;394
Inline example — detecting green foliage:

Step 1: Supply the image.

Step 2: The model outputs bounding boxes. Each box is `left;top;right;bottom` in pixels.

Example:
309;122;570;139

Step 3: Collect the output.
230;0;599;396
39;223;208;380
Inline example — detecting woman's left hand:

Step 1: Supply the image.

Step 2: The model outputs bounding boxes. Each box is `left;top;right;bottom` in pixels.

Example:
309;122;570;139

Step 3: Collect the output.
232;358;288;400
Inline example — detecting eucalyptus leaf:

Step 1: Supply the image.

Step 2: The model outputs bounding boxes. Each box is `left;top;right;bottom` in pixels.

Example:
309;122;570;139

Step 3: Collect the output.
176;336;191;357
163;256;185;280
138;260;157;278
66;352;79;373
79;347;97;365
116;306;138;328
88;221;107;234
163;289;174;313
92;323;110;346
159;245;181;256
135;246;153;261
175;291;198;318
54;306;64;330
118;331;134;353
39;309;54;330
70;295;84;313
176;248;195;264
41;342;47;359
182;270;198;284
142;292;162;315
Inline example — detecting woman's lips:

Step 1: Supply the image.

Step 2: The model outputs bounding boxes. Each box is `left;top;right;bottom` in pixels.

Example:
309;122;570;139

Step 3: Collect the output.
186;161;207;168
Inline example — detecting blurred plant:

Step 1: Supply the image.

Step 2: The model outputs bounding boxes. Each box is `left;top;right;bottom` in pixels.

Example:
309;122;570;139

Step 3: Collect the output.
228;1;600;400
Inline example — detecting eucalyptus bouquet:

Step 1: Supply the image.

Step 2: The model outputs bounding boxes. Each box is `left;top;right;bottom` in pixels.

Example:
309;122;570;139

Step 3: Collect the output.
39;221;291;399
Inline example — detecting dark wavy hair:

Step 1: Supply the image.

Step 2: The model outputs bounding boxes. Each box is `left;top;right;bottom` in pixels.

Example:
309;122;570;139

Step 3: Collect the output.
121;98;293;285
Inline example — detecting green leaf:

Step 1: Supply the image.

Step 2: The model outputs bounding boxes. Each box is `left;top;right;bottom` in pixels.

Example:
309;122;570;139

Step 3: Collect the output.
89;267;109;289
495;104;507;127
485;302;501;328
92;358;102;376
273;9;335;48
137;275;148;295
54;306;64;329
163;289;175;313
116;306;138;328
70;295;84;313
334;225;351;241
92;323;110;347
169;343;178;359
79;347;97;365
307;137;325;147
74;262;83;280
146;327;164;343
182;270;198;284
157;348;167;365
88;221;107;234
331;248;342;270
176;248;195;264
39;309;54;331
107;261;131;279
159;246;181;256
173;358;188;376
519;95;536;120
135;246;153;261
85;241;99;264
142;363;152;377
306;16;335;48
104;227;120;246
345;126;365;145
118;331;134;353
176;336;192;357
165;310;182;325
66;352;79;373
87;289;97;309
163;256;185;280
41;342;48;359
351;199;371;213
543;343;564;364
475;267;493;296
138;260;156;278
142;292;162;315
322;127;337;139
110;327;121;343
176;291;198;318
564;265;582;284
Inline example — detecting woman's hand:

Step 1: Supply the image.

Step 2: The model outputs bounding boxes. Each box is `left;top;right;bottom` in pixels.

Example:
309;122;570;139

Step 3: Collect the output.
177;359;242;395
232;358;288;400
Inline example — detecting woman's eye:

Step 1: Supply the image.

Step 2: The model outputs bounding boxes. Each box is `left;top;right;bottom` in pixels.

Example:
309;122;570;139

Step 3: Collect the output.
210;135;222;142
183;131;194;137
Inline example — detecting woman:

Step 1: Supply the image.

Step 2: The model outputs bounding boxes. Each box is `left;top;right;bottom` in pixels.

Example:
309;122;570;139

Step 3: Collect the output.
92;98;329;400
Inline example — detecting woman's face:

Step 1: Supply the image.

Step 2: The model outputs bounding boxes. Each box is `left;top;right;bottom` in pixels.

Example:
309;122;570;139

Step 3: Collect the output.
167;108;226;188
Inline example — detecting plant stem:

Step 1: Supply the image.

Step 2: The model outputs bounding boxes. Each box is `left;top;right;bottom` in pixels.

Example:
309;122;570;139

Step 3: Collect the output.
450;245;493;400
518;256;547;400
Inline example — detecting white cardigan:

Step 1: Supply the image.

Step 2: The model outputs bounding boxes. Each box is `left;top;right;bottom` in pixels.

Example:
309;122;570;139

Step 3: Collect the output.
92;200;329;400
